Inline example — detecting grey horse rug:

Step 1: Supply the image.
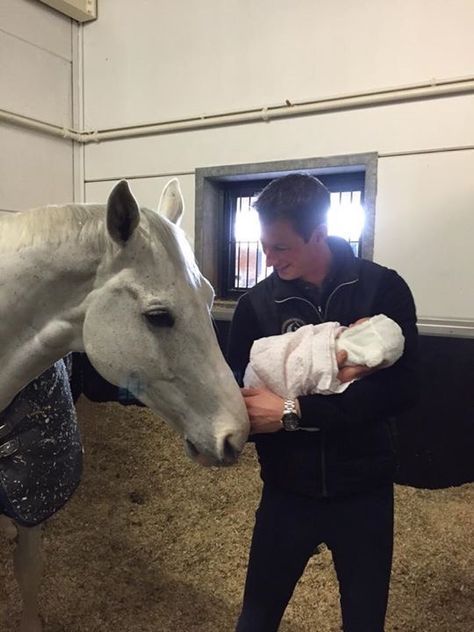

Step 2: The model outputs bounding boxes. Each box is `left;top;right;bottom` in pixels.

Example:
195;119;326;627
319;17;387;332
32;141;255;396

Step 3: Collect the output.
0;359;83;526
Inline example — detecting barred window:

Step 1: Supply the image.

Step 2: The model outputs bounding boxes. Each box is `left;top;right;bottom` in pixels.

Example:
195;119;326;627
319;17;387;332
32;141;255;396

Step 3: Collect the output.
194;154;377;305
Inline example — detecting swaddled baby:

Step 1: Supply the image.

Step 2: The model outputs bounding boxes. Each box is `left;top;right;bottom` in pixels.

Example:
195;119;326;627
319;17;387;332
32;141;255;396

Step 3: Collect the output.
243;314;404;398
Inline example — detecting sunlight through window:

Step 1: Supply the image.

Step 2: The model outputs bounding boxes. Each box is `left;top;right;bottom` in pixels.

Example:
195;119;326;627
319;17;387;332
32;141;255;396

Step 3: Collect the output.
234;196;268;288
327;191;365;255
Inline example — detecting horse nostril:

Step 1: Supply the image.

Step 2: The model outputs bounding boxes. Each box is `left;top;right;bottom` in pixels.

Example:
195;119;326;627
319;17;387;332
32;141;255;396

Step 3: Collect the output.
222;434;241;464
185;438;199;458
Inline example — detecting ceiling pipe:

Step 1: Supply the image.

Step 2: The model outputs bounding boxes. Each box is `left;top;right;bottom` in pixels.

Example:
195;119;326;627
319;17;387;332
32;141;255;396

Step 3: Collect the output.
94;77;474;143
2;76;474;144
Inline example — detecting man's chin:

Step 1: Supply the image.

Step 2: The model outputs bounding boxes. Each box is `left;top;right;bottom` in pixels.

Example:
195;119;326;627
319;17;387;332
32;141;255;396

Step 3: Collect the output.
276;267;294;280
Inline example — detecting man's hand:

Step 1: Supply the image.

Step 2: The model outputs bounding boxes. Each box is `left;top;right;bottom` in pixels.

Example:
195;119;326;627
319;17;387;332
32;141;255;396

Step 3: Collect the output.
336;349;376;383
336;317;382;383
241;388;285;434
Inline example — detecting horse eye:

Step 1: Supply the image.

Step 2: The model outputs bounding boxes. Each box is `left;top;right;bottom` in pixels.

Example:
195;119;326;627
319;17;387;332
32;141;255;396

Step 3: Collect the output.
144;309;175;328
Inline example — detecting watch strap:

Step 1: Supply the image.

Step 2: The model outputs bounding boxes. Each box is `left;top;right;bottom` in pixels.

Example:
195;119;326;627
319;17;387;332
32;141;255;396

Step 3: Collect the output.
281;398;301;431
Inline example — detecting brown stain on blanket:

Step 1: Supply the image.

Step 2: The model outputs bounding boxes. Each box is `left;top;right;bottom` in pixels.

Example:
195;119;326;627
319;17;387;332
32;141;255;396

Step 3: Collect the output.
0;397;473;631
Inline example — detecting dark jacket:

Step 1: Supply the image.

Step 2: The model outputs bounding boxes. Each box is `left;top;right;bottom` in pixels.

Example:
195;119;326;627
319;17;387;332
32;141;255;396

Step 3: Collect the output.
227;237;419;498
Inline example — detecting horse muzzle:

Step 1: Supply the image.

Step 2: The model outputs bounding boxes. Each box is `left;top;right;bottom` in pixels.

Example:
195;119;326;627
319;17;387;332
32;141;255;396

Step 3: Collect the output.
184;433;243;467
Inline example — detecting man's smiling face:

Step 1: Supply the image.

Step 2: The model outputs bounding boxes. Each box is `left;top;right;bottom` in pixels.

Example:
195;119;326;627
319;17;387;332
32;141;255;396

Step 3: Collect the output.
260;219;327;283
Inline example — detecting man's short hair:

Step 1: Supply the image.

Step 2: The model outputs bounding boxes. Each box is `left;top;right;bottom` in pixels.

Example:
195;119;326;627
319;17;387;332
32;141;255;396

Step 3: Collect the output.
254;173;330;241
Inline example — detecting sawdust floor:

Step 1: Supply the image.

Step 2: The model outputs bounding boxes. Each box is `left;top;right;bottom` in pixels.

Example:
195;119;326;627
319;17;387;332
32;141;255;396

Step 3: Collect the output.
0;397;473;631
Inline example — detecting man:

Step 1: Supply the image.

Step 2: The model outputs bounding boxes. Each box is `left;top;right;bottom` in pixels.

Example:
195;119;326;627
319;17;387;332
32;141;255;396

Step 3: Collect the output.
227;173;419;632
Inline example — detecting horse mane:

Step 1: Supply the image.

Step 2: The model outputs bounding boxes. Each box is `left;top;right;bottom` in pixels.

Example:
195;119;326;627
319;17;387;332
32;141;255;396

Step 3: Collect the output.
0;204;201;287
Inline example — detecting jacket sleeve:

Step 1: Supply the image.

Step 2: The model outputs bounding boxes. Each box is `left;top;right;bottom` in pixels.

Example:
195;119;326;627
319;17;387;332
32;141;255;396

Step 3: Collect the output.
226;293;263;387
298;269;420;431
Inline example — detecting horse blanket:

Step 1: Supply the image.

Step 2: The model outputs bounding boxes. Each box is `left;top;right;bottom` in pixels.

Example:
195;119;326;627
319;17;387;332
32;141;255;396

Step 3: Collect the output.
0;359;83;526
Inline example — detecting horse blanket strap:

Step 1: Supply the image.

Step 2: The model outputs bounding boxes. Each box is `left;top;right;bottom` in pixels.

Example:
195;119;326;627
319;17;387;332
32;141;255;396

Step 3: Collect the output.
0;360;83;527
0;437;20;459
0;421;13;441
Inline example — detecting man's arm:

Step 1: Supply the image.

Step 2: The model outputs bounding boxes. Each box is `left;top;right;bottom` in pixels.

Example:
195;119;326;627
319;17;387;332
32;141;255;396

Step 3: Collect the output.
226;294;288;435
297;269;419;431
226;293;263;387
236;270;419;434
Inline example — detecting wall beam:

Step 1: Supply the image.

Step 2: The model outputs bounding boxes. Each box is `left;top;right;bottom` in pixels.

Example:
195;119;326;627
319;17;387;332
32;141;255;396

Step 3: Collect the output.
38;0;97;23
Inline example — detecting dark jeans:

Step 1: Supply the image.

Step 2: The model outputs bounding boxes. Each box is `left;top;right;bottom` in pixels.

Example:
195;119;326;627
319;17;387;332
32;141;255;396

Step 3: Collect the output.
236;483;394;632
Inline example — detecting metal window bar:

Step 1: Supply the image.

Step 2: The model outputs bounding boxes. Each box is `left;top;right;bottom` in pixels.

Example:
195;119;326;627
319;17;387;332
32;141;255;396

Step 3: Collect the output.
231;194;271;290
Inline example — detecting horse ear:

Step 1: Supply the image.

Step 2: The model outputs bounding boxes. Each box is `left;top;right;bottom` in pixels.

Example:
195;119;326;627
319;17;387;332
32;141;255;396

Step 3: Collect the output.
107;180;140;244
158;178;184;225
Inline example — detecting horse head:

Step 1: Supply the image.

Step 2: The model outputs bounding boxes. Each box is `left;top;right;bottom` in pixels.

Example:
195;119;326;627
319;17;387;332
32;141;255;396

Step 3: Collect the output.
82;179;249;466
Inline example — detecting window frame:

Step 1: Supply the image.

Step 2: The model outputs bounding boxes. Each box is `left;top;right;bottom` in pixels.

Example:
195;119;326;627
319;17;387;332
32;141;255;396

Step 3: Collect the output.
195;153;377;310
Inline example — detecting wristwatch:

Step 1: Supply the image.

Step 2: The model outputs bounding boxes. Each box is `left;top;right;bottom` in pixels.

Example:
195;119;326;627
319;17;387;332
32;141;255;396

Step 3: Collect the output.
280;398;301;431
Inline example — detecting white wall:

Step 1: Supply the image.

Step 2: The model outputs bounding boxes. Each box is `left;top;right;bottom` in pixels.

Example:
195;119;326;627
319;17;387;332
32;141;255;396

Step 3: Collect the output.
0;0;74;210
83;0;474;128
82;0;474;322
376;150;474;321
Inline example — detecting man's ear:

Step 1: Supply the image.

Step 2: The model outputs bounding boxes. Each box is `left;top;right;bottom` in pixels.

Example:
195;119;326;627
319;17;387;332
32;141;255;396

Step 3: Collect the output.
311;223;328;244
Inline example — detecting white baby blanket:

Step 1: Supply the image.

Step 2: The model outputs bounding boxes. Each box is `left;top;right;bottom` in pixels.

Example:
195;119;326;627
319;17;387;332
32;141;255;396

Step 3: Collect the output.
243;315;404;398
337;314;404;368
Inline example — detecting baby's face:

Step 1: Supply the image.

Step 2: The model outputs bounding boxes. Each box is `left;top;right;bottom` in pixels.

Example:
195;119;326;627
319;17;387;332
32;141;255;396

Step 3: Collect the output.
336;317;370;340
350;317;370;328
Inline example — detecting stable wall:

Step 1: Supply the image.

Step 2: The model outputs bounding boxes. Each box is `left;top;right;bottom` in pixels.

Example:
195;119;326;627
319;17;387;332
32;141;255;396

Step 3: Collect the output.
0;0;75;210
82;0;474;324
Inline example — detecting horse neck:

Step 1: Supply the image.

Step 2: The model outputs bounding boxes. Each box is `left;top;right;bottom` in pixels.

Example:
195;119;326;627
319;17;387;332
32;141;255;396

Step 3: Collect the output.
0;240;99;411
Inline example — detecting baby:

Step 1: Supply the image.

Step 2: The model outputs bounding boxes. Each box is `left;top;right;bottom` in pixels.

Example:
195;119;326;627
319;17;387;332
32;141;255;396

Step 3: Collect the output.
243;314;404;398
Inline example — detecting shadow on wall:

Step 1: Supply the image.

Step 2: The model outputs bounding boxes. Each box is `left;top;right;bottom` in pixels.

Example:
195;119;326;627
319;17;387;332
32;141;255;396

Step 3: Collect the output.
71;331;474;490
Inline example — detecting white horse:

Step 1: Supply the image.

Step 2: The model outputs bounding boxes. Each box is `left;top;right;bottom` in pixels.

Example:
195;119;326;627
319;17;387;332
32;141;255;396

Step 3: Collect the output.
0;179;249;631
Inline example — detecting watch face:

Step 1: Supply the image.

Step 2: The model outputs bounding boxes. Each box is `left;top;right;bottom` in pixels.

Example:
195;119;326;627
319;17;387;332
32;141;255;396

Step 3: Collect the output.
282;413;300;431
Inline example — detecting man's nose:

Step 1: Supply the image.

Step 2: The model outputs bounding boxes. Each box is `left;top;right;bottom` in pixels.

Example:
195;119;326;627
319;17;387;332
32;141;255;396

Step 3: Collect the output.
265;251;276;267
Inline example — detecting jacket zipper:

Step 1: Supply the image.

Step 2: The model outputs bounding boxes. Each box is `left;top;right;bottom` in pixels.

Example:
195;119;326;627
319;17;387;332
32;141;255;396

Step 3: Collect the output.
320;432;327;496
321;279;358;497
274;278;359;498
323;278;359;321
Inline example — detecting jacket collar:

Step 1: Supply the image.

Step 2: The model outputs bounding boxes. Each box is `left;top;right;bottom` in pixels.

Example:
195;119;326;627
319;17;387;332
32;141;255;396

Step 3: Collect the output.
271;236;360;302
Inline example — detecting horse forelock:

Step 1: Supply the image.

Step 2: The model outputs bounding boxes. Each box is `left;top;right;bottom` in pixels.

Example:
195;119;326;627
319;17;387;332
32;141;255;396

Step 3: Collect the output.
141;208;202;289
